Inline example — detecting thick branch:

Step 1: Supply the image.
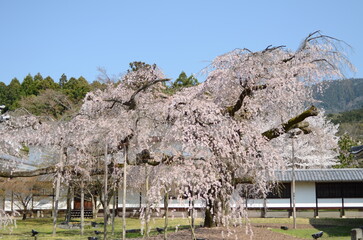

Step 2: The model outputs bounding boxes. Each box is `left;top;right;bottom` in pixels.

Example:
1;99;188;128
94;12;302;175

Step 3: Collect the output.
233;177;253;185
226;85;267;117
262;106;319;140
105;78;170;110
262;45;285;53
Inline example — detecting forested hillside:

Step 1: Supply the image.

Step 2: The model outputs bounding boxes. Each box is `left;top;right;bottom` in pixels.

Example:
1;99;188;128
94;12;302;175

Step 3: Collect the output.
0;73;107;119
313;78;363;113
0;63;198;119
328;108;363;141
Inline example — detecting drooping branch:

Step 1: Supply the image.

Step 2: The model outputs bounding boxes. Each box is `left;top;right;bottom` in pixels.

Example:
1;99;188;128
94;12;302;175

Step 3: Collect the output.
0;165;105;179
262;105;319;140
225;84;267;117
0;166;57;178
1;106;319;178
105;78;170;110
311;59;336;69
0;151;163;178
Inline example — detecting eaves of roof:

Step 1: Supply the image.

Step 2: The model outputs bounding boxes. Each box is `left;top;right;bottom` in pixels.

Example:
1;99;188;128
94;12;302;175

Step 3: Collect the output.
275;168;363;182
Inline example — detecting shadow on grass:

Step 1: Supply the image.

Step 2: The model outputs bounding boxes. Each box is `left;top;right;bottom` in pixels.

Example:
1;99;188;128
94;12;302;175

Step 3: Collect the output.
309;218;363;238
15;225;193;239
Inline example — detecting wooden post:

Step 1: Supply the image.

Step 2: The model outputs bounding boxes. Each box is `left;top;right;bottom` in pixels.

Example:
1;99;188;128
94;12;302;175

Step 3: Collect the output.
52;146;63;236
31;188;34;218
81;180;84;235
164;190;169;240
11;190;14;212
314;183;319;218
122;145;128;240
112;187;116;235
189;188;195;229
51;188;54;217
289;187;292;218
139;192;142;208
245;188;249;210
291;136;297;229
340;186;345;218
190;188;196;240
2;191;5;211
103;143;108;240
191;199;195;230
145;166;150;237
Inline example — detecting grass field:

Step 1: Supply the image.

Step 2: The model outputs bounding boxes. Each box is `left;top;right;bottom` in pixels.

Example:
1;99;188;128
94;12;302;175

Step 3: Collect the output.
0;217;362;239
250;218;363;239
0;217;203;239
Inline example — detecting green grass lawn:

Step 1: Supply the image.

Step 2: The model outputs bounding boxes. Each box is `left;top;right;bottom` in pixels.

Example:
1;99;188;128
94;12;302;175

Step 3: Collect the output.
0;217;203;239
0;217;362;239
258;218;363;240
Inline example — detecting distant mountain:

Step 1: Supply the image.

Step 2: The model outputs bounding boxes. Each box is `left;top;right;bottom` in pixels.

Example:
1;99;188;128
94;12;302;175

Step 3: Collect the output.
313;78;363;113
327;108;363;141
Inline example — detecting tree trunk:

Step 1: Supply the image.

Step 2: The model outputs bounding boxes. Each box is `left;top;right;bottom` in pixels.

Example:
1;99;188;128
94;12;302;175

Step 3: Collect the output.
22;207;27;220
204;199;217;228
92;195;97;218
261;197;267;218
65;185;72;223
92;195;101;219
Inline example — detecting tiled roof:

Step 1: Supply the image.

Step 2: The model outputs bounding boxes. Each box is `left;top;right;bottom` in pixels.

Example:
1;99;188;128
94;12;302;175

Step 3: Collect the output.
275;168;363;182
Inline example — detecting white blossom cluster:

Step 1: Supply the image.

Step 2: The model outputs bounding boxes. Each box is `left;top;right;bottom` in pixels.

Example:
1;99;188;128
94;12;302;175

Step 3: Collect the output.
0;32;354;229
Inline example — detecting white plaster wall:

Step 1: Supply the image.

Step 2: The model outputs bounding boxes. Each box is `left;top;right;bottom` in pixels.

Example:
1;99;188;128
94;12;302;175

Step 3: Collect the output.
118;189;142;208
318;198;342;207
2;182;361;211
344;198;363;207
246;182;316;209
295;182;316;208
4;197;68;211
266;198;291;208
161;199;204;209
247;199;264;208
32;196;53;210
118;190;205;209
316;198;363;208
247;199;290;208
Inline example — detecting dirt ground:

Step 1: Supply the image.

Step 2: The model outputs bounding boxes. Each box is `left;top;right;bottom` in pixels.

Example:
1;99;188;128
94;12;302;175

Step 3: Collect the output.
136;224;307;240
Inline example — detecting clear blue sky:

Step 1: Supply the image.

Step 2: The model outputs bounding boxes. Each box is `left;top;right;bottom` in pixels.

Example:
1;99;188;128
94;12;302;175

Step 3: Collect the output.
1;0;362;85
